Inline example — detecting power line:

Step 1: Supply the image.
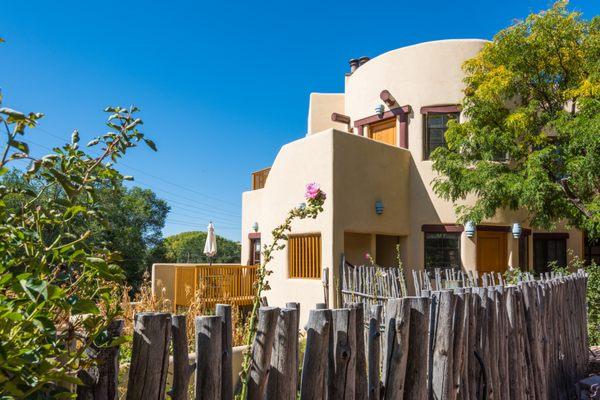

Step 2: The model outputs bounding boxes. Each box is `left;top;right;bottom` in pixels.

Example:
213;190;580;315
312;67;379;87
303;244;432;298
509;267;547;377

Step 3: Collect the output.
34;125;243;208
12;139;243;228
23;133;243;219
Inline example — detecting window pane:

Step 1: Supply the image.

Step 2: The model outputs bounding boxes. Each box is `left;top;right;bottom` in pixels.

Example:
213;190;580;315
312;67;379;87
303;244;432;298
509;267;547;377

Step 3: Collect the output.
533;237;567;274
425;112;459;159
424;232;461;272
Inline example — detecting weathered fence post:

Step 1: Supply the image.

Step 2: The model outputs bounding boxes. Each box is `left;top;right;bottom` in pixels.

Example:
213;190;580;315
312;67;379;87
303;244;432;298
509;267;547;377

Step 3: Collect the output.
170;315;195;400
431;290;457;400
330;308;357;399
265;307;299;400
195;316;222;400
347;302;368;400
215;304;233;400
77;319;124;400
452;288;468;400
383;298;411;400
127;313;171;400
300;308;333;400
247;307;279;400
494;286;510;400
404;296;431;400
368;305;383;400
286;302;301;395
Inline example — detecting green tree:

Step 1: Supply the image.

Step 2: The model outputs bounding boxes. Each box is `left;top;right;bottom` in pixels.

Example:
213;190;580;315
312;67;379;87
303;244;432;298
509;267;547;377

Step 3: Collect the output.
2;172;169;291
431;2;600;238
92;186;169;289
0;99;156;397
163;231;241;264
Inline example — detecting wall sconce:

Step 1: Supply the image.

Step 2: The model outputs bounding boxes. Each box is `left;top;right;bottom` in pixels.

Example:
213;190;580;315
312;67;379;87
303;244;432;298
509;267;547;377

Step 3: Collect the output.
375;104;385;116
252;222;259;232
465;221;476;238
375;200;384;215
512;223;522;239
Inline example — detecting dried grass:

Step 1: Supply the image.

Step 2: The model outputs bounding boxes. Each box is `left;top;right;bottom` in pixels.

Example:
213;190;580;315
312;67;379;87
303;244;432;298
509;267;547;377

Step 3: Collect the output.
121;272;248;356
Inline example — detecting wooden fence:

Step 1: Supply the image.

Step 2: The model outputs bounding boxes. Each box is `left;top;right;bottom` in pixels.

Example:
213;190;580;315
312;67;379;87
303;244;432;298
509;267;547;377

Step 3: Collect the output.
340;261;407;323
174;264;257;309
78;270;588;399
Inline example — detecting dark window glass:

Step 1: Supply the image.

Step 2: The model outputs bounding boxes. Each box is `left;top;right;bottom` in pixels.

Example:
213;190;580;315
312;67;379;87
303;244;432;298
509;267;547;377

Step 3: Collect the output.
519;236;529;270
533;237;567;274
585;236;600;265
424;232;461;271
250;238;261;265
425;112;459;159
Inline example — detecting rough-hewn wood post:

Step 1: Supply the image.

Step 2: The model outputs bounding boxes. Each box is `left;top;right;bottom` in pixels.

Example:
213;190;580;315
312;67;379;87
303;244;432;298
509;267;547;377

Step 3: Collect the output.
452;288;468;400
431;290;457;400
348;302;368;400
77;319;124;400
330;308;357;399
195;316;222;400
170;315;195;400
494;286;510;400
505;286;520;399
300;309;332;400
286;302;301;394
247;307;279;400
404;296;431;400
383;298;411;400
265;307;299;400
127;313;171;400
215;304;233;400
368;305;383;400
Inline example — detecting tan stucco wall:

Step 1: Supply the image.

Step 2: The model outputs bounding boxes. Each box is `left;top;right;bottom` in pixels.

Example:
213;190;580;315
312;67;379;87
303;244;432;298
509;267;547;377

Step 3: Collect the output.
242;131;335;325
307;93;347;135
241;129;411;324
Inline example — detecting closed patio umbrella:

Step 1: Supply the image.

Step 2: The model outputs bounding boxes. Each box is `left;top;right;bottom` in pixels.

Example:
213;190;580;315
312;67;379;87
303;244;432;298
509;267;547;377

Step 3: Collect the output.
203;221;218;265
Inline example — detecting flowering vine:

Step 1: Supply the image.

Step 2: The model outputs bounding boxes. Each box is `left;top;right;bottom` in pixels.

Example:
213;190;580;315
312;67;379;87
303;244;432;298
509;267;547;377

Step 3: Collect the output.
237;183;326;399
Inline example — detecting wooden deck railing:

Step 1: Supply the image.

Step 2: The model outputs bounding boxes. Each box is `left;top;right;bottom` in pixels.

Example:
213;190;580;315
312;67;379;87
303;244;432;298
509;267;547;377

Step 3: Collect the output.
251;167;271;190
173;264;257;308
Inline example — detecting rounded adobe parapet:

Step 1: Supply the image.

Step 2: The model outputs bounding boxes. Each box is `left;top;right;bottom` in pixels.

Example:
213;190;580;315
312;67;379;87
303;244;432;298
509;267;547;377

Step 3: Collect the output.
345;39;488;120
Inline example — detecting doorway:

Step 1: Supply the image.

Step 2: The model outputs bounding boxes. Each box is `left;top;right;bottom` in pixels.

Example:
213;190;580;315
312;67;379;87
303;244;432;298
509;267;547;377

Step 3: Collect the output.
477;231;508;273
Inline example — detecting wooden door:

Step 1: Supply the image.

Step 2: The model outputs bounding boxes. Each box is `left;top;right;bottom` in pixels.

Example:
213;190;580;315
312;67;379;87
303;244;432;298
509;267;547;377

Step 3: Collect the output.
477;231;508;273
369;118;397;146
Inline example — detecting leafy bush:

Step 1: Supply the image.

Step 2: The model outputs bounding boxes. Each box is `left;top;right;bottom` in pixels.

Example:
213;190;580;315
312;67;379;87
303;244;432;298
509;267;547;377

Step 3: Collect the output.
0;102;156;397
586;262;600;346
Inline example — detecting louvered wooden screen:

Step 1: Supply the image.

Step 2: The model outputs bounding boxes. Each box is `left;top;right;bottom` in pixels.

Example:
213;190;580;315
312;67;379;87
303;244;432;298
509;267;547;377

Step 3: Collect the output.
288;234;322;279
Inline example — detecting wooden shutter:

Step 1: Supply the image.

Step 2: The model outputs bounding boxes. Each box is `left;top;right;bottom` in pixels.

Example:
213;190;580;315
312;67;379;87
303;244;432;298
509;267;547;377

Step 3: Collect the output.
288;234;322;279
369;118;397;146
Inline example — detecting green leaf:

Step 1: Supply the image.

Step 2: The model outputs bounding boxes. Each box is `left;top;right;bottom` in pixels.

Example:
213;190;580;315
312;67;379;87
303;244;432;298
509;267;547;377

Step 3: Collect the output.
9;139;29;154
144;138;157;151
69;297;99;315
19;279;48;302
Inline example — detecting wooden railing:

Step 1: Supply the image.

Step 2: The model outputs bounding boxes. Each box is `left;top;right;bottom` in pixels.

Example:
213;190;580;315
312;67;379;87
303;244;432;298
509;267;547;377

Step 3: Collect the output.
251;167;271;190
173;264;257;308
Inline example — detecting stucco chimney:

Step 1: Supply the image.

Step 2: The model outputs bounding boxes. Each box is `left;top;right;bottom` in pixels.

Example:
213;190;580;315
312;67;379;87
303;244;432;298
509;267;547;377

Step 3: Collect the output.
358;56;370;66
349;58;359;73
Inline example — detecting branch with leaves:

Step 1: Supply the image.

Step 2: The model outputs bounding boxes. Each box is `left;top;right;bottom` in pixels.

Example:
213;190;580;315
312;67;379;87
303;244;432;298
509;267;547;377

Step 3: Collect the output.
0;99;156;397
237;183;326;400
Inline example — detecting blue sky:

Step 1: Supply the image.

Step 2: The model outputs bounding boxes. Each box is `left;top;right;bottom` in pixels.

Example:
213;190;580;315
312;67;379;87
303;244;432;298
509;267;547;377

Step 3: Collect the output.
1;1;598;241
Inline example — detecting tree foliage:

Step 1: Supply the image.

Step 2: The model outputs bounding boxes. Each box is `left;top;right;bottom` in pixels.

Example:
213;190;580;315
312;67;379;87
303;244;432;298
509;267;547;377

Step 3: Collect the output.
2;172;169;291
431;2;600;237
0;100;156;397
162;231;241;264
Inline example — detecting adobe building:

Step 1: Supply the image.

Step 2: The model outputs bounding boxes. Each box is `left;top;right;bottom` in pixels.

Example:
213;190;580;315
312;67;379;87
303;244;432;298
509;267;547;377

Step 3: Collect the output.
241;39;585;324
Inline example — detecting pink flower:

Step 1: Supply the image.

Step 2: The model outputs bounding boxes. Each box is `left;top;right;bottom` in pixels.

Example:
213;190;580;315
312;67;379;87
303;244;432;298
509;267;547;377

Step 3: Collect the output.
305;182;321;199
365;252;371;260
